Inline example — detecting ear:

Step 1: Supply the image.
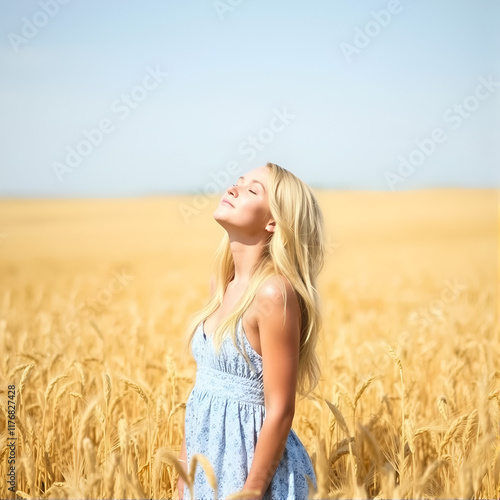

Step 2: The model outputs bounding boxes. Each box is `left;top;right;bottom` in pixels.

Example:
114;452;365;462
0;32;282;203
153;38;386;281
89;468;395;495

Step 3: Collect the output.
265;220;276;233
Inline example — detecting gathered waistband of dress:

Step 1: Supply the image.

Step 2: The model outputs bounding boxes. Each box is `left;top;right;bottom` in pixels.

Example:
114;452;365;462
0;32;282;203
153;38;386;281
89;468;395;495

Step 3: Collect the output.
195;365;265;406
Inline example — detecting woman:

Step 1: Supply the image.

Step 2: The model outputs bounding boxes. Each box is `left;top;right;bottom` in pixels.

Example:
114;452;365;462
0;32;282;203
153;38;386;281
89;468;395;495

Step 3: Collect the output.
177;162;325;499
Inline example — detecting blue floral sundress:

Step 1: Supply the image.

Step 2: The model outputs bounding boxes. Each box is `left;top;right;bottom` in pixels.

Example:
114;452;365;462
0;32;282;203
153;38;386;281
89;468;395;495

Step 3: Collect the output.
183;317;317;499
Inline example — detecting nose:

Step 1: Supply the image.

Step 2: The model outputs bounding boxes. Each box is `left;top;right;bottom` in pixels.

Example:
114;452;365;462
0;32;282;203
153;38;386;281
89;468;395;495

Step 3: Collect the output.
227;183;238;197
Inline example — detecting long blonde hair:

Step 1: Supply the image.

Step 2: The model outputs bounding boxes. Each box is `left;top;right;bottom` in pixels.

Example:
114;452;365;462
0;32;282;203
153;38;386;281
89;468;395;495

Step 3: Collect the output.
183;162;326;399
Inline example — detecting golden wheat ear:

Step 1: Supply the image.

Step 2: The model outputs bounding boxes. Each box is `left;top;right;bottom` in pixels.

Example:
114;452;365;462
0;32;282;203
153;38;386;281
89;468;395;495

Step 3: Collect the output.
187;453;220;499
225;487;263;499
158;451;195;500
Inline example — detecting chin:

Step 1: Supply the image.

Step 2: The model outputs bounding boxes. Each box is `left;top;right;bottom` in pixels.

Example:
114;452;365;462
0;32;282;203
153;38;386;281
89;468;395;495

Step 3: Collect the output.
213;211;228;224
213;208;223;219
213;205;233;220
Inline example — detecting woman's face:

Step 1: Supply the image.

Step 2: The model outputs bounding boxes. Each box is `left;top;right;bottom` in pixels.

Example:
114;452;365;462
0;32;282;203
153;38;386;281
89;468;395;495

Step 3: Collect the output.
213;165;275;238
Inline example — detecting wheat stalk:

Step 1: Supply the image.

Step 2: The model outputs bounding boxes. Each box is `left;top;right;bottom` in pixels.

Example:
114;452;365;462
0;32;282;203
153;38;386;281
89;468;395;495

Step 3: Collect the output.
353;375;376;429
383;342;405;486
77;399;98;453
104;452;120;498
102;372;112;412
440;414;468;455
325;399;350;436
94;404;106;426
118;417;128;455
226;488;263;499
69;392;86;403
462;409;478;454
18;363;35;400
384;342;403;372
109;393;127;415
120;377;149;405
154;449;194;499
438;396;448;422
8;363;30;380
45;374;68;402
413;426;430;438
188;453;219;500
354;375;376;409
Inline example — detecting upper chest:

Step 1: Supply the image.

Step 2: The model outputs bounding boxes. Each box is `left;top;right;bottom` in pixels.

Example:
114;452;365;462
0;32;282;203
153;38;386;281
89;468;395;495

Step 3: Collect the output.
204;288;262;357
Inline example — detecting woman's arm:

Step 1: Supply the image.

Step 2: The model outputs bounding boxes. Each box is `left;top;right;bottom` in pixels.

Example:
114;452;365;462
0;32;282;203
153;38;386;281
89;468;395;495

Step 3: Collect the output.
179;431;187;463
239;275;301;499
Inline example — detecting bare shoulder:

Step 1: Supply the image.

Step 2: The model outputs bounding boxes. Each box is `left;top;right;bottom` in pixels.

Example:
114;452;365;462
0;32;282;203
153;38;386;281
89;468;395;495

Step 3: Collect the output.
254;274;300;326
255;274;297;302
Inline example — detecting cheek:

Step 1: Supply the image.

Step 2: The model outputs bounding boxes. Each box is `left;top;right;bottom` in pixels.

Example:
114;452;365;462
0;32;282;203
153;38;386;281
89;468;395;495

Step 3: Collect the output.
239;199;267;224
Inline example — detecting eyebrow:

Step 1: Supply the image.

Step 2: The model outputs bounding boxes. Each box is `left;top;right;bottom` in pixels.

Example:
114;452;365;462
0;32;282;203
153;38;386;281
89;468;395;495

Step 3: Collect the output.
237;176;266;192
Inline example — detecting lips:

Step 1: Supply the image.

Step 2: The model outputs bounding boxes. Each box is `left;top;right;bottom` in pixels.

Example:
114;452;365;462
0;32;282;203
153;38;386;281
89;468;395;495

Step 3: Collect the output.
221;198;234;208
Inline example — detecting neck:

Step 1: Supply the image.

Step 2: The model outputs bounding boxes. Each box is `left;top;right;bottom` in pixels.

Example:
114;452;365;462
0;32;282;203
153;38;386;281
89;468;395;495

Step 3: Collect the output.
228;235;268;286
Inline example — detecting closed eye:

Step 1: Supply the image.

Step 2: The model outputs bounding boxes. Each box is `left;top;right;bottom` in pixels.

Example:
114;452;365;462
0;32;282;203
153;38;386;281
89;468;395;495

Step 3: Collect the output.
249;190;256;194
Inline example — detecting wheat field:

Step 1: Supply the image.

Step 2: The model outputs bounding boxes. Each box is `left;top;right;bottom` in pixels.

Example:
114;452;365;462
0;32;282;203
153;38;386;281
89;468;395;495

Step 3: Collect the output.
0;189;499;499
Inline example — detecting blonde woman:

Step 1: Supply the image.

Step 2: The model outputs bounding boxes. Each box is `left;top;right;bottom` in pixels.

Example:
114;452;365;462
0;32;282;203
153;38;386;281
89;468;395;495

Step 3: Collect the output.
177;162;325;500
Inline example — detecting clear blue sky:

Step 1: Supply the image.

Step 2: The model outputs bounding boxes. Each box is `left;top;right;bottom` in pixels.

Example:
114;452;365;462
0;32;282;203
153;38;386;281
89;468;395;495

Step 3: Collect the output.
0;0;499;197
